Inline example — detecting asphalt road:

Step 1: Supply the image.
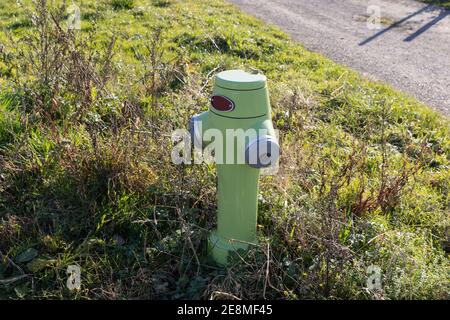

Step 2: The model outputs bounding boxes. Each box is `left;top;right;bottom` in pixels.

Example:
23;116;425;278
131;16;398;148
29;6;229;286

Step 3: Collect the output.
228;0;450;116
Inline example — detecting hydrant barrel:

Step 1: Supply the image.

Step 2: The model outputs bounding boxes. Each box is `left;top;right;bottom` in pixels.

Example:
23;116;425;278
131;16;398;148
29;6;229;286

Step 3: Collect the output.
190;70;280;265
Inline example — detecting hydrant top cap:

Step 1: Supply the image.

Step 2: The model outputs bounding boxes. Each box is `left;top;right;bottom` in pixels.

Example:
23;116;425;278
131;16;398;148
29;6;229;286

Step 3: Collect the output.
215;70;266;91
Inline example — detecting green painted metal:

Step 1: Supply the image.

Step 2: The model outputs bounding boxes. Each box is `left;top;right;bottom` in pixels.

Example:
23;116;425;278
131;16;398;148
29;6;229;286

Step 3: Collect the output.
190;70;279;266
214;69;266;91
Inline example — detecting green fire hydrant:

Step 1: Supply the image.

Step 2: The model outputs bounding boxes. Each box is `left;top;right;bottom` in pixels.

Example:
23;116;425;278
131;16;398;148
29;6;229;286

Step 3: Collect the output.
190;70;280;266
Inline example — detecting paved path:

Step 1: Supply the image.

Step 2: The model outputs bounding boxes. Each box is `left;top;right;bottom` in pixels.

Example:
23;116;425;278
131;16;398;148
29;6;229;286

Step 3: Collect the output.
228;0;450;116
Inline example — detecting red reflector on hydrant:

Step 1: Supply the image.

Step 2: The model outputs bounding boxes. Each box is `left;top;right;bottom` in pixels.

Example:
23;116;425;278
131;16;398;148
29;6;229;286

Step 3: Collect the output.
210;95;235;112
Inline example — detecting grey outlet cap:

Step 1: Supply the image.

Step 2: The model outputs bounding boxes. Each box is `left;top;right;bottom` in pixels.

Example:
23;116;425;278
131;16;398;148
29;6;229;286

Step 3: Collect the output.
245;135;280;169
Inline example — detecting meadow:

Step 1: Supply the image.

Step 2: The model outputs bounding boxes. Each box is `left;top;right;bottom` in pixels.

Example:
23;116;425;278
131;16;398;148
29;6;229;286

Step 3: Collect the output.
0;0;449;299
422;0;450;8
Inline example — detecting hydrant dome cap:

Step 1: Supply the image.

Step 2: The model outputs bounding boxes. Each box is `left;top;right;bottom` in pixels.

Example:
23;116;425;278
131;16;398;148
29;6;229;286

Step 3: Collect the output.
215;70;266;91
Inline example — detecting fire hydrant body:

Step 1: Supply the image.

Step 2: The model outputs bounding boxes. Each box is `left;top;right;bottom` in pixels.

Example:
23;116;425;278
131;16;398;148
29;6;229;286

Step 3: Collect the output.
190;70;279;265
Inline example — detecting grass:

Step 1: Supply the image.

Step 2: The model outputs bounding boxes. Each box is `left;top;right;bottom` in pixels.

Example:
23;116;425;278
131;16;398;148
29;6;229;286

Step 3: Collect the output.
421;0;450;8
0;0;449;300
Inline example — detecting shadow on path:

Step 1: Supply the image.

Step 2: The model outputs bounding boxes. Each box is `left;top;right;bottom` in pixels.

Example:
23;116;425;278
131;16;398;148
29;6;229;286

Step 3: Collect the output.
404;9;450;41
359;4;449;45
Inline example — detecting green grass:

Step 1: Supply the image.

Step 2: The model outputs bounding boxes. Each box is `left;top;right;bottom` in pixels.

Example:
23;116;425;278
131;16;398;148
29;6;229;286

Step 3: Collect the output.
422;0;450;8
111;0;135;10
0;0;449;299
